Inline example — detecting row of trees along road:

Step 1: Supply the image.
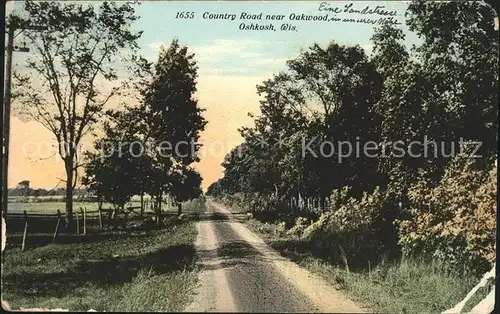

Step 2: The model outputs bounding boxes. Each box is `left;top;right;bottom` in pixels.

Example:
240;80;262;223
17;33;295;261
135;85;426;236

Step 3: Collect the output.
210;0;498;205
82;40;206;219
207;1;498;273
11;1;205;227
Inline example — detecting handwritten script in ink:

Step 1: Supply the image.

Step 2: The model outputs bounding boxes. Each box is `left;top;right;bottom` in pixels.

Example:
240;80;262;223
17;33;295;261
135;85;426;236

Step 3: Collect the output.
318;2;400;25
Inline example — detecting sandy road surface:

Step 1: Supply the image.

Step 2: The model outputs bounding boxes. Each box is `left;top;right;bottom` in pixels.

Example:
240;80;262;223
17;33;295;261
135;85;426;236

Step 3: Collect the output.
184;200;364;313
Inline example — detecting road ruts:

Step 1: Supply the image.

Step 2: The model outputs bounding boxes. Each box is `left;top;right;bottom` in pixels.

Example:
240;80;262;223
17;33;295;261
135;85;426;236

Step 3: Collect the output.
184;199;364;313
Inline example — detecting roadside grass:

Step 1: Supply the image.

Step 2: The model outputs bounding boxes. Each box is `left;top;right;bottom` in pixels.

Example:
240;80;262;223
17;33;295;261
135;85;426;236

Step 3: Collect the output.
244;218;492;314
1;203;204;311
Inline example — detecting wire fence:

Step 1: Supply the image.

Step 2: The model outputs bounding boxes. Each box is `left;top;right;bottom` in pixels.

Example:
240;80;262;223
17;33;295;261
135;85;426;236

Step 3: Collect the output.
4;204;178;252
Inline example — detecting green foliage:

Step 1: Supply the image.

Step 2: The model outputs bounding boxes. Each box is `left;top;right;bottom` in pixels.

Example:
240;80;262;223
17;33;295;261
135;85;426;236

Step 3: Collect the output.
275;221;288;237
140;39;206;205
301;187;399;267
169;166;203;209
145;40;207;166
286;217;311;238
397;157;496;274
83;109;147;208
215;39;384;200
375;0;499;199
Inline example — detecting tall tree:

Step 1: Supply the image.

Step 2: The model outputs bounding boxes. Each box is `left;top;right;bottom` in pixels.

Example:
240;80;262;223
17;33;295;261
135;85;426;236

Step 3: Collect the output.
406;0;498;159
372;0;499;201
13;0;142;226
370;23;426;198
143;40;207;213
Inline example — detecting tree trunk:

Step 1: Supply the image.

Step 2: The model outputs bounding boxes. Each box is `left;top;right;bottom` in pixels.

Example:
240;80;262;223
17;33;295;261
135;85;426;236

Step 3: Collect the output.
65;160;74;228
177;202;182;216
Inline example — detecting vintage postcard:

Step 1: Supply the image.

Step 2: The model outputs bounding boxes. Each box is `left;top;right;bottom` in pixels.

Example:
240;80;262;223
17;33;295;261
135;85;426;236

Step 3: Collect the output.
1;0;498;312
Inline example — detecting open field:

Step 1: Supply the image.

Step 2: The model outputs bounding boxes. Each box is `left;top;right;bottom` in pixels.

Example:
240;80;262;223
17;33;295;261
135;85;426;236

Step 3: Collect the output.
1;200;206;311
7;202;116;214
8;195;154;203
6;196;194;214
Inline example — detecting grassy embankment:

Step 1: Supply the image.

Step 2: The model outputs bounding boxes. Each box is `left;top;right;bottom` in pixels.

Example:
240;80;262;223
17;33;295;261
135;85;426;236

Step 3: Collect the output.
1;199;205;311
233;208;491;313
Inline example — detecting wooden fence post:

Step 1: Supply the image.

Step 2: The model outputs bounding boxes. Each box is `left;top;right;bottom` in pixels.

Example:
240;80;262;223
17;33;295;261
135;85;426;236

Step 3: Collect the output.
52;210;61;244
76;211;80;235
21;211;28;252
82;207;87;235
156;207;160;226
113;208;118;230
140;194;144;217
98;208;103;229
124;211;129;229
79;208;83;233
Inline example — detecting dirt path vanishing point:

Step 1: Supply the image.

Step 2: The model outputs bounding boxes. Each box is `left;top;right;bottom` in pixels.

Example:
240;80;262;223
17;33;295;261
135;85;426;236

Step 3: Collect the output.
184;199;365;313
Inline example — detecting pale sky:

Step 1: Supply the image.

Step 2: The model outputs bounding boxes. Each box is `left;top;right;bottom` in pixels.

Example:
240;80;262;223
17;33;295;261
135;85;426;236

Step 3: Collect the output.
6;1;417;191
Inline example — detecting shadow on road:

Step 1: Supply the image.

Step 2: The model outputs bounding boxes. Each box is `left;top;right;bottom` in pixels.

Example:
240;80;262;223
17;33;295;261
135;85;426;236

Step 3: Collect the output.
195;211;251;224
194;216;286;271
196;212;230;221
200;239;269;270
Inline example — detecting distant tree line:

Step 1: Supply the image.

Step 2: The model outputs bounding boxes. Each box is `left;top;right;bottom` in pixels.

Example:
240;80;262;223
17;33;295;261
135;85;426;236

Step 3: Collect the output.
8;187;87;198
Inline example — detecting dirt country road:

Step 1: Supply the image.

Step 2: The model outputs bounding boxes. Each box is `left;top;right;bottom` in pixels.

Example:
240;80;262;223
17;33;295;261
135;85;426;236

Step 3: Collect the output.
184;200;364;313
